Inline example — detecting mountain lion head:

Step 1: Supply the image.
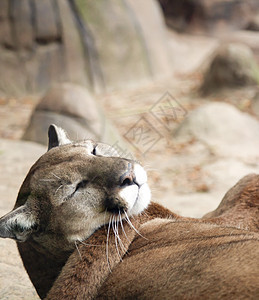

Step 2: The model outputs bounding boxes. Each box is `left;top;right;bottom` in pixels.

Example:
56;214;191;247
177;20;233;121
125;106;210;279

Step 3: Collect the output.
0;125;151;251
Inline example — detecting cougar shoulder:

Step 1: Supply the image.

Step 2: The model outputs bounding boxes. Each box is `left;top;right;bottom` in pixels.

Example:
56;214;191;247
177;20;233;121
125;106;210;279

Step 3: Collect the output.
0;125;258;299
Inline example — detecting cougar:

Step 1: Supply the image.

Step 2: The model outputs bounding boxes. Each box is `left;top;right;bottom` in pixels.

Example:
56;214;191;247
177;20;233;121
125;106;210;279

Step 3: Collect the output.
0;125;258;299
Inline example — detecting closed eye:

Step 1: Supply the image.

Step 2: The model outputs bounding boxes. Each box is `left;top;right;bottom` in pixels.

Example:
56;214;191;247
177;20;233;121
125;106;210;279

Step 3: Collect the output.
75;180;89;192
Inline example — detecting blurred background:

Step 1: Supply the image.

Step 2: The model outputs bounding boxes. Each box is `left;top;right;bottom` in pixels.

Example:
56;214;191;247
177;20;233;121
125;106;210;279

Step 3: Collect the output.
0;0;259;298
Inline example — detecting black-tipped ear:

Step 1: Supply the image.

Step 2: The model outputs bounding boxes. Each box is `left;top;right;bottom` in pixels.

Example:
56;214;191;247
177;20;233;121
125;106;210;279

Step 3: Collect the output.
0;206;37;242
48;124;71;151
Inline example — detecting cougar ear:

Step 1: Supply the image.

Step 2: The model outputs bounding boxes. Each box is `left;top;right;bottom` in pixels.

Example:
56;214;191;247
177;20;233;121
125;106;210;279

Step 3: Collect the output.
48;124;71;151
0;205;38;242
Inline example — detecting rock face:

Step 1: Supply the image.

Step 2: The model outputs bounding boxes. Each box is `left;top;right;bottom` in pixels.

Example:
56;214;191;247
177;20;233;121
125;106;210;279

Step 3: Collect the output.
159;0;259;33
76;0;171;89
23;83;124;147
174;102;259;160
200;43;259;94
0;0;89;97
0;0;172;97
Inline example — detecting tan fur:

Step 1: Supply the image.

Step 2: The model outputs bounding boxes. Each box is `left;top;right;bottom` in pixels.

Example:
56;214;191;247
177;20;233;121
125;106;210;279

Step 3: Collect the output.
44;202;180;299
98;218;259;300
0;126;258;299
203;174;259;231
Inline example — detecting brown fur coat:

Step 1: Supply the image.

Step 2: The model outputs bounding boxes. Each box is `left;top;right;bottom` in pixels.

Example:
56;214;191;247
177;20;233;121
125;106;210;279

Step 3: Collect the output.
18;175;259;299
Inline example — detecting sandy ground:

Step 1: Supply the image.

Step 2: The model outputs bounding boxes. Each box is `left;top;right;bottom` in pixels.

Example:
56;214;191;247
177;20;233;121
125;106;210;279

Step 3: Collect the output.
0;140;44;300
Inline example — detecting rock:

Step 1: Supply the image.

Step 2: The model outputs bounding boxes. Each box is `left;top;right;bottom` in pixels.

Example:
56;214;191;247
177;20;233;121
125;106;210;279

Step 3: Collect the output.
0;0;89;97
203;158;259;193
246;14;259;31
23;83;125;148
159;0;259;33
126;0;172;80
56;0;89;88
34;1;61;43
200;43;259;94
0;139;44;300
162;102;259;218
10;0;34;50
0;0;13;49
251;91;259;118
219;31;259;62
0;0;172;97
36;83;101;129
27;42;66;93
76;0;150;91
76;0;172;91
174;102;259;160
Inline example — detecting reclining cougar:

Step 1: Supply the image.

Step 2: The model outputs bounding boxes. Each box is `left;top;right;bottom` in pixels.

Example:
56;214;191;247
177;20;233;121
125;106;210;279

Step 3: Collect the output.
0;125;258;299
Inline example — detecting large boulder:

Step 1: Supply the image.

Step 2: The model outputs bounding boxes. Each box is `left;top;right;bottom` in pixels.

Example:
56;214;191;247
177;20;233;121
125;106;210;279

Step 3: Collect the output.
22;83;125;147
174;102;259;160
0;0;172;97
159;0;259;33
200;43;259;94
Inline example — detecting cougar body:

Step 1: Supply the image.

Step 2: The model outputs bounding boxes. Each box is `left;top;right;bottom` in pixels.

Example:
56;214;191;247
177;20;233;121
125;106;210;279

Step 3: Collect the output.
0;125;258;299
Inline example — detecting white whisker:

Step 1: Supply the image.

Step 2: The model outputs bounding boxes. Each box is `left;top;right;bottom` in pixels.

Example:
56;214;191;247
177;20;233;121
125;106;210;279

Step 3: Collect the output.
112;215;123;261
119;211;131;244
142;211;149;217
124;211;147;240
39;179;57;182
79;241;101;247
75;241;82;260
106;216;112;272
52;173;61;180
55;184;63;194
115;217;127;253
